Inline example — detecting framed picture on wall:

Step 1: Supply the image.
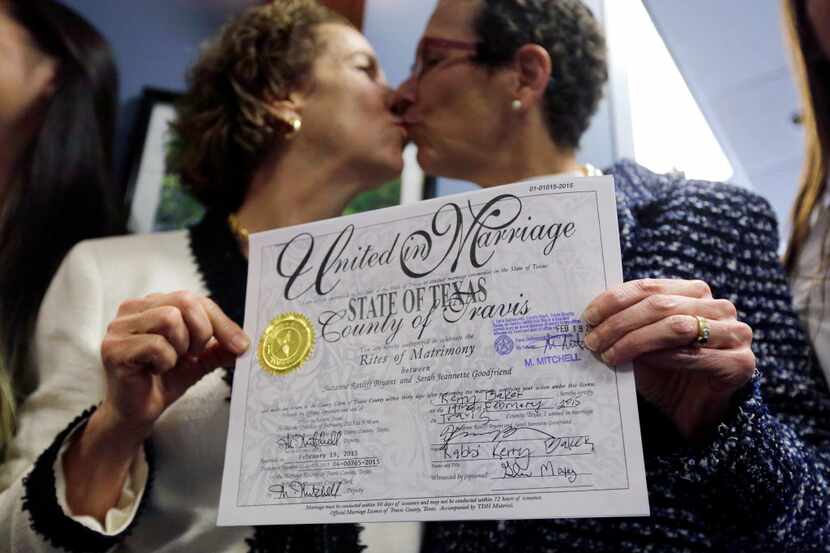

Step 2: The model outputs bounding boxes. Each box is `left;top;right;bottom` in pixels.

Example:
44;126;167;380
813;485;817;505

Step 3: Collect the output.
125;87;204;233
124;87;431;234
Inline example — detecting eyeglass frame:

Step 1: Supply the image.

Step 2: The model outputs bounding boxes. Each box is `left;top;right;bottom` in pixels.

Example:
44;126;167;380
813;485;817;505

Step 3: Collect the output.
406;35;557;107
408;37;482;83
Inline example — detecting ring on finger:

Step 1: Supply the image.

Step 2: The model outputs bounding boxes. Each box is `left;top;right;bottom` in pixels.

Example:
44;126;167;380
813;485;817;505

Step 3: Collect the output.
694;315;710;346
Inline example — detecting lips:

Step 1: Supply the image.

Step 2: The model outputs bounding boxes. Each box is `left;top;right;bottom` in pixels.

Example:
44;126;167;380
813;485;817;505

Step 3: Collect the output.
402;112;421;126
402;121;425;143
392;119;409;141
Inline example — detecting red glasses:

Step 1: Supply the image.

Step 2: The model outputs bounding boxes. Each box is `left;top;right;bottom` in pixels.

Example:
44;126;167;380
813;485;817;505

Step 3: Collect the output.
409;37;479;82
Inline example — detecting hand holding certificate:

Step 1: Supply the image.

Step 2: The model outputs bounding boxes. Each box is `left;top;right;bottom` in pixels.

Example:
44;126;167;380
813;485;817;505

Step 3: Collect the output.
218;174;649;525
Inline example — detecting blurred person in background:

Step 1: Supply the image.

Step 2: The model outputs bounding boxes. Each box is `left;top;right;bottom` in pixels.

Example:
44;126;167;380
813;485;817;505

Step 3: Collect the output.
783;0;830;388
0;0;123;459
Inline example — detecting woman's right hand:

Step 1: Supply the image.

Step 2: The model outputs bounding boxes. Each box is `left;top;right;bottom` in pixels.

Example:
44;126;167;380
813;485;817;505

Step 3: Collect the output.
64;291;249;522
100;291;250;436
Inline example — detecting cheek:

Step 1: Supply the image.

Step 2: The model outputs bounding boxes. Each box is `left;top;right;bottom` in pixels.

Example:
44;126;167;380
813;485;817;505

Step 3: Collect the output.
0;54;54;126
361;91;388;126
423;87;493;146
418;78;461;118
0;64;29;124
355;91;395;143
419;77;493;137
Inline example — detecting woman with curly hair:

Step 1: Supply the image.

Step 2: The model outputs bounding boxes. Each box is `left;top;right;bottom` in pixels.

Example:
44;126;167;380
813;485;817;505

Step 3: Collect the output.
0;0;122;459
389;0;830;550
782;0;830;387
0;1;406;551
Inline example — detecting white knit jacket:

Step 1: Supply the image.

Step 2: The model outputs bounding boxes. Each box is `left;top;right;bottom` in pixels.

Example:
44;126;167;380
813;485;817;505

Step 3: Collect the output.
0;230;252;552
0;229;416;553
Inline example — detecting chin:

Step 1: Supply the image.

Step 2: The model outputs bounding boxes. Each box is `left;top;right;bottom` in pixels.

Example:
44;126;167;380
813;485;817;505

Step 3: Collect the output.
416;145;479;182
380;154;404;179
415;146;439;176
417;149;465;181
362;158;403;190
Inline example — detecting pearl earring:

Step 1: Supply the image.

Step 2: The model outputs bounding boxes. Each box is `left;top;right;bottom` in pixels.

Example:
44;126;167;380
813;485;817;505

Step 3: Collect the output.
286;117;302;139
511;99;522;111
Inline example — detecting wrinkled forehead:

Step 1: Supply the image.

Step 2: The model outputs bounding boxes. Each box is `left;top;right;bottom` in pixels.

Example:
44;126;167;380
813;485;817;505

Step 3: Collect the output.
424;0;482;42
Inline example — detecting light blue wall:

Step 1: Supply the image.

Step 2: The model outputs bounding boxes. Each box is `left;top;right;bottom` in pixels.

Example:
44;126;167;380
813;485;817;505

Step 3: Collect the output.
57;0;245;175
58;0;230;102
363;0;432;88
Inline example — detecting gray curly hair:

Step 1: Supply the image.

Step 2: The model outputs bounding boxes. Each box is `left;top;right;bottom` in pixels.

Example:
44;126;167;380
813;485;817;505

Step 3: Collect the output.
473;0;608;150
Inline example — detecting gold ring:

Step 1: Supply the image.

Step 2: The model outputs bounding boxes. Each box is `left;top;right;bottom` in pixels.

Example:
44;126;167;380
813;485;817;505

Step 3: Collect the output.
695;315;710;346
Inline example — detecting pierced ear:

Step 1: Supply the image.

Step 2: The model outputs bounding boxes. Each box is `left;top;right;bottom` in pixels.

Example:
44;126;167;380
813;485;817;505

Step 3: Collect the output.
266;96;304;130
513;44;552;107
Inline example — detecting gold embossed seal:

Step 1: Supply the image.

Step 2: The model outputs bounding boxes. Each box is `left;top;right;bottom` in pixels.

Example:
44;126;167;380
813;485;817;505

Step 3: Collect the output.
258;312;314;375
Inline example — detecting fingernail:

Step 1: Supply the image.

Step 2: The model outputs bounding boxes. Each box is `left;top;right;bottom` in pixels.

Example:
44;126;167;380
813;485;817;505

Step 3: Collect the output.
232;334;250;354
582;307;599;326
584;333;598;351
600;351;611;365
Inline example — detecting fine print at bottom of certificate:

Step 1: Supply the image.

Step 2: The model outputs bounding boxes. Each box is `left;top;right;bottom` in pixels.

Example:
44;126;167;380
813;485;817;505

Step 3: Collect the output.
218;174;649;526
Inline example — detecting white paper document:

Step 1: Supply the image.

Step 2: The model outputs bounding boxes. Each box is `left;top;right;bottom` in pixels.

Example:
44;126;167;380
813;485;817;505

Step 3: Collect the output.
218;175;649;526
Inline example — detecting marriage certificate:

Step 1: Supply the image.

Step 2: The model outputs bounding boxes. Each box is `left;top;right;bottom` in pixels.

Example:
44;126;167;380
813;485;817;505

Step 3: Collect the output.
218;175;649;525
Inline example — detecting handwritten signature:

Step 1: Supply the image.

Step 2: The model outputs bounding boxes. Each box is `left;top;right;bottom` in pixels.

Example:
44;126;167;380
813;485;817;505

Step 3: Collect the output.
521;332;586;354
438;424;593;458
502;459;583;482
276;430;343;450
435;388;590;423
269;480;344;499
436;424;593;481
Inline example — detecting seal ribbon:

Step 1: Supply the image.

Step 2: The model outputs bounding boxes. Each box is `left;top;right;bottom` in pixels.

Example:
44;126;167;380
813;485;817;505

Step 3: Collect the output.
258;312;315;375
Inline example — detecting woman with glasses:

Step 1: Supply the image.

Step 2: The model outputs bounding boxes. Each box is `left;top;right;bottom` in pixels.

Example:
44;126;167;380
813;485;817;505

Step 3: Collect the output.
387;0;829;551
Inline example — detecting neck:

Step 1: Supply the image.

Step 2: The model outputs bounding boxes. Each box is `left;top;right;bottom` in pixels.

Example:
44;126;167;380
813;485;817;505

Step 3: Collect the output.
233;142;374;246
471;115;581;188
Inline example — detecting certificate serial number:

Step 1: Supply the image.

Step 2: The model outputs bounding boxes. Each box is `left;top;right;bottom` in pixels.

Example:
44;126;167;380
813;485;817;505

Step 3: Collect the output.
280;456;381;471
528;182;574;192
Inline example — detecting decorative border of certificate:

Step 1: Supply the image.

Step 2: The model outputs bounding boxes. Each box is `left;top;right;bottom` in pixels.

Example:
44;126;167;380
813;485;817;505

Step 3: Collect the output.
219;175;649;525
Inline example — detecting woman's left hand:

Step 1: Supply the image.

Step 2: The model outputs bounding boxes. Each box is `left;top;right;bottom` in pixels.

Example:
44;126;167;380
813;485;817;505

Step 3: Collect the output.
582;278;756;441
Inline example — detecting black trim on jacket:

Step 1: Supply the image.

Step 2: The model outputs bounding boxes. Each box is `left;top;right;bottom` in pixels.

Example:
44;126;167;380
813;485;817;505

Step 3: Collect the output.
22;406;156;553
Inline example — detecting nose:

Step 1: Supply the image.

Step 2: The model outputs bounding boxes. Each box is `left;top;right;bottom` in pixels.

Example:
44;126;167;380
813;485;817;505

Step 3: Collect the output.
391;75;417;118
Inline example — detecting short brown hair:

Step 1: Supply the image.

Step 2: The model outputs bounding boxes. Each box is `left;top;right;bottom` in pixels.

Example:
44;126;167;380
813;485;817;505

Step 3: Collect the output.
170;0;346;212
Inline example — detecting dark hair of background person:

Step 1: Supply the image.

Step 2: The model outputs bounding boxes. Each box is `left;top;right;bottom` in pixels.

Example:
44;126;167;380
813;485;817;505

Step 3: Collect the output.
471;0;608;150
0;0;124;408
170;0;348;215
782;0;829;277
